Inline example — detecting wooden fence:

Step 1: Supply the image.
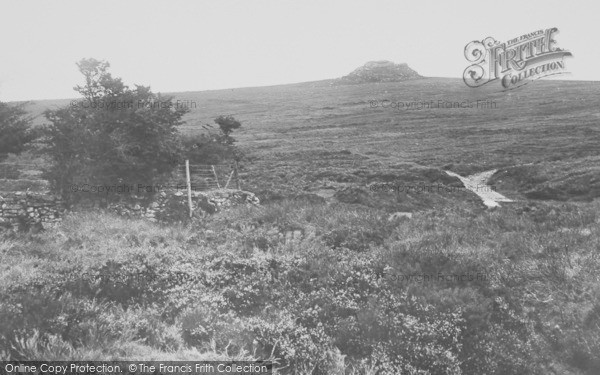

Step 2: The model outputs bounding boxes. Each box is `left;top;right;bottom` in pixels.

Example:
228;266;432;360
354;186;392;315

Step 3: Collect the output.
173;162;240;192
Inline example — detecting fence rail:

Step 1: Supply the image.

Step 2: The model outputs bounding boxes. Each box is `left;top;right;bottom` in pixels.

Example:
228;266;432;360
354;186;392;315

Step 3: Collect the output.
173;163;240;191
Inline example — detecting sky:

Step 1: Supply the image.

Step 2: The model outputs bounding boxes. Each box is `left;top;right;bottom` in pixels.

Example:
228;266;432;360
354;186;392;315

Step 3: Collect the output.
0;0;598;101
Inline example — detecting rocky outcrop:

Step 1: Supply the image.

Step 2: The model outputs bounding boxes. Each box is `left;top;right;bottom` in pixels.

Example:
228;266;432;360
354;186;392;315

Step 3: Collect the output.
337;60;421;84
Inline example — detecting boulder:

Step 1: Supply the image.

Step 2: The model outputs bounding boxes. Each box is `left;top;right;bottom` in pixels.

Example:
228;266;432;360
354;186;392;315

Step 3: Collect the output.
388;212;413;221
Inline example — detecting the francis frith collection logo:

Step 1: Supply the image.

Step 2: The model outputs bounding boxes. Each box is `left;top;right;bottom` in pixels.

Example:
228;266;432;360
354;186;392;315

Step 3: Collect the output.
463;27;572;90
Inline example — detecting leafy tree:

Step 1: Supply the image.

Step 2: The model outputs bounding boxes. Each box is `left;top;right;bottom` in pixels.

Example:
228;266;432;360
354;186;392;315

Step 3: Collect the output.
0;101;36;161
214;115;241;145
41;58;188;202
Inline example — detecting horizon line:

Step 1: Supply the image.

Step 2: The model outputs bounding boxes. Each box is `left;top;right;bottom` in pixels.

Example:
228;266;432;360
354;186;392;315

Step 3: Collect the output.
5;75;599;104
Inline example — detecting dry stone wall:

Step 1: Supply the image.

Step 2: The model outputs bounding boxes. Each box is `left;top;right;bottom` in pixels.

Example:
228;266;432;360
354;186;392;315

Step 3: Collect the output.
0;192;65;230
1;189;259;231
104;189;260;221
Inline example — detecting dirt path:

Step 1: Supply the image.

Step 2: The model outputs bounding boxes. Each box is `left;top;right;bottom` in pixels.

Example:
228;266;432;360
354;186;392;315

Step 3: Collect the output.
445;169;514;208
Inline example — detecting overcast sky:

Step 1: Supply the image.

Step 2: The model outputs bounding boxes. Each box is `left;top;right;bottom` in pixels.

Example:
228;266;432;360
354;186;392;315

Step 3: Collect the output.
1;0;597;101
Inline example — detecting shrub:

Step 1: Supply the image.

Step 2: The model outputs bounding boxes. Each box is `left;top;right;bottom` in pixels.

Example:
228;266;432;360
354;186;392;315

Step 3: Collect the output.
2;200;599;373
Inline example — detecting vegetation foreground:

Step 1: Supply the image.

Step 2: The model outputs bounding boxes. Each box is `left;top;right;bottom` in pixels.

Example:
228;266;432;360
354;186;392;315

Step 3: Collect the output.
1;199;599;374
2;60;599;374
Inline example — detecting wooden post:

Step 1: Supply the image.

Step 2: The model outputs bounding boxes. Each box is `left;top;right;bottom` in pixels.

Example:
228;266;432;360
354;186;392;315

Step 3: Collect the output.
234;161;241;190
185;160;193;218
211;165;221;189
224;170;234;189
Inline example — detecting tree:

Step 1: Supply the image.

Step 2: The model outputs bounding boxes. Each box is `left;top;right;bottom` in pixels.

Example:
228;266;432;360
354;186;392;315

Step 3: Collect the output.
214;115;241;145
0;101;36;161
41;58;188;202
215;115;244;162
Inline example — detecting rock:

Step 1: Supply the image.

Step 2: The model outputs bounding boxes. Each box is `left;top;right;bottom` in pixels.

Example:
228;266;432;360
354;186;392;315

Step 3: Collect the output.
195;190;260;213
196;195;218;214
388;212;413;221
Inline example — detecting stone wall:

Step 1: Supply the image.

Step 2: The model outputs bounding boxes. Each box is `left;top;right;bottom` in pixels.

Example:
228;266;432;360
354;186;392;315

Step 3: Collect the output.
103;189;260;221
0;192;65;230
0;189;259;231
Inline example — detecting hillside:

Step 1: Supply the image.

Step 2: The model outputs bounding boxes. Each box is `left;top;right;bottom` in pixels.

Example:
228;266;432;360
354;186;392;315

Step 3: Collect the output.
10;78;600;204
3;75;600;374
